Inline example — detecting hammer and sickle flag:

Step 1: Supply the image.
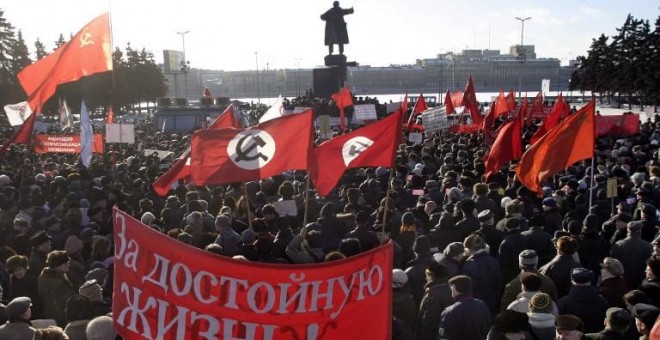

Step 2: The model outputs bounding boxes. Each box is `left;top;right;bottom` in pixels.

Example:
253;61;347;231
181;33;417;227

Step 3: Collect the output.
309;109;403;197
17;13;112;112
190;110;314;186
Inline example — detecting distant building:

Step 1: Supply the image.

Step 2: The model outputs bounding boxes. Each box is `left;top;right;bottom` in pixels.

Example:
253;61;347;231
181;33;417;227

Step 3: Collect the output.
162;45;577;99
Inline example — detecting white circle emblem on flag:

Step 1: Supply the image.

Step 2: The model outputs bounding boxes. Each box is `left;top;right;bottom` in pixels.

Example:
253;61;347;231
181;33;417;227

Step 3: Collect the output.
228;129;276;170
342;136;374;167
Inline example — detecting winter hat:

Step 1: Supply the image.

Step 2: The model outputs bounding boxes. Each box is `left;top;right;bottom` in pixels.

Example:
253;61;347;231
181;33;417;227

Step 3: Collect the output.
46;250;70;268
30;230;51;247
412;235;430;255
86;315;117;340
600;257;624;277
177;232;192;245
477;210;493;222
140;212;156;225
241;229;256;244
6;297;31;318
85;267;108;285
571;268;594;284
5;255;28;274
79;279;103;301
632;303;660;330
392;269;408;288
64;235;84;255
555;314;583;332
401;212;415;225
542;197;557;208
529;293;553;313
518;249;538;269
444;242;465;258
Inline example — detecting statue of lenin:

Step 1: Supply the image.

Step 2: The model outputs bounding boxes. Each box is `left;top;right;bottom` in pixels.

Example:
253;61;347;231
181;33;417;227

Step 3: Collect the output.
321;1;354;55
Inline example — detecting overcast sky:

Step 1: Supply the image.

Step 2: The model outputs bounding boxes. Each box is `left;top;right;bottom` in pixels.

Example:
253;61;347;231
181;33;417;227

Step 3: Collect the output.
2;0;658;71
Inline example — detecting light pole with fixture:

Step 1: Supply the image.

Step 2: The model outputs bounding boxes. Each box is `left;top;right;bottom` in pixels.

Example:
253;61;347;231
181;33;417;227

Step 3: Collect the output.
515;17;531;100
176;30;190;99
255;52;260;105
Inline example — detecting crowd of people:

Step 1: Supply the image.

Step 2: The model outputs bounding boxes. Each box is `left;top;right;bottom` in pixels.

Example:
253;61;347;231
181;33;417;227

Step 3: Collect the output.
0;95;657;339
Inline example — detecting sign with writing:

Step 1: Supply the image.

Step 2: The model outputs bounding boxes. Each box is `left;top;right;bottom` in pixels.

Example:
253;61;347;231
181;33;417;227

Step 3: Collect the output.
408;132;423;144
422;108;450;132
33;134;104;154
106;123;135;144
112;208;392;340
354;104;377;121
541;79;550;97
606;178;618;198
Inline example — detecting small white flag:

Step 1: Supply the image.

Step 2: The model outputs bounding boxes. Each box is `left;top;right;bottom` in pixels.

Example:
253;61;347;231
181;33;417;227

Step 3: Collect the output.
3;101;32;127
258;95;284;123
80;101;93;168
59;98;73;129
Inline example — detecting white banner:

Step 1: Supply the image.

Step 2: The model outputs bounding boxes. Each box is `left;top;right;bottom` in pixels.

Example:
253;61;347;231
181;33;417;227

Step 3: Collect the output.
541;79;551;97
422;107;450;132
408;132;423;144
354;104;378;121
105;123;135;144
386;102;402;114
3;102;32;127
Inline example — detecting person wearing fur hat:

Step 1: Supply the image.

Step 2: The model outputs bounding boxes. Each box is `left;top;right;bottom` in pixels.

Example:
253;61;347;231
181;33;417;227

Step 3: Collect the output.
79;279;110;318
38;250;76;327
404;235;434;307
501;250;559;311
64;235;85;289
557;268;609;333
598;257;629;308
28;230;51;277
5;255;42;319
610;221;653;289
462;233;502;315
0;297;35;340
86;315;116;340
416;261;453;340
539;236;581;298
391;269;415;333
499;218;530;284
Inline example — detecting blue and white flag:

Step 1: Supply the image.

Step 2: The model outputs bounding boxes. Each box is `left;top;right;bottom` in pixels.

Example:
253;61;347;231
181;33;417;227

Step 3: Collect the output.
80;100;93;167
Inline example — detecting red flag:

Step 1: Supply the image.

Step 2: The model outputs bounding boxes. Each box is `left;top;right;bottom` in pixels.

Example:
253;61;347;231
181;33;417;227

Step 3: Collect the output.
190;110;313;185
331;87;353;131
506;90;516;111
462;75;483;126
518;97;529;119
310;110;403;196
516;101;595;194
493;90;510;118
18;13;112;112
401;93;409;113
152;106;242;196
530;93;569;144
106;106;114;124
450;92;464;108
527;92;544;126
444;90;454;114
209;105;240;129
484;114;522;179
0;111;36;156
406;94;428;131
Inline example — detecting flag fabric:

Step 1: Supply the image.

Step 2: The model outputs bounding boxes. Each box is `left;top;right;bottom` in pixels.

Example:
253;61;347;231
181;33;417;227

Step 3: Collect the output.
406;93;428;131
484;114;522;179
59;98;73;129
401;93;409;113
493;90;510;118
530;93;569;144
331;87;353;131
106;106;114;124
190;110;314;186
80;101;93;168
0;111;36;156
310;110;403;196
516;101;596;194
506;90;516;111
209;105;240;129
258;95;285;123
450;92;464;108
17;13;112;112
518;97;529;119
528;92;544;126
462;75;483;126
152;106;242;196
444;90;454;114
3;101;32;127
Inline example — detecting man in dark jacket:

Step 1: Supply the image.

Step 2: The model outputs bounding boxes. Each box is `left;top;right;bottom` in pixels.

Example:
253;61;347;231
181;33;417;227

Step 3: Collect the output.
501;249;558;310
455;199;480;238
610;221;653;289
522;214;555;266
476;210;504;258
416;261;453;340
584;307;633;340
462;233;501;315
345;211;380;252
541;197;563;234
557;268;609;334
438;275;491;340
498;218;529;284
539;236;581;298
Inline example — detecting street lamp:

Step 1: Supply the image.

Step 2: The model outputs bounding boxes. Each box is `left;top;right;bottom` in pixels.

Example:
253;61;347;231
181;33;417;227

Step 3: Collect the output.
255;52;260;104
515;17;531;100
176;30;190;99
295;58;302;97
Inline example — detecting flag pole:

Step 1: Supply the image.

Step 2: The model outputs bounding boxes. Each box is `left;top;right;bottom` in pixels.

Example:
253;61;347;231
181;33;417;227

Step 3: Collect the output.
588;97;596;210
381;167;395;237
243;184;253;228
303;174;311;227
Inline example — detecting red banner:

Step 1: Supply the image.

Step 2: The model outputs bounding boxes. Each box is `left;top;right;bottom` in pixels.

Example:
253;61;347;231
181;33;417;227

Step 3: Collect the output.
33;134;104;154
595;114;639;137
112;207;392;339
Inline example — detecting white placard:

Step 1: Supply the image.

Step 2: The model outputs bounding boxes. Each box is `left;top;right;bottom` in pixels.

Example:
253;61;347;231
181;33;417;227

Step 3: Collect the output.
143;149;175;160
105;123;135;144
422;108;450;132
329;117;341;127
386;102;402;114
354;104;377;121
293;107;311;114
317;115;333;139
541;79;550;97
273;200;298;217
408;132;423;144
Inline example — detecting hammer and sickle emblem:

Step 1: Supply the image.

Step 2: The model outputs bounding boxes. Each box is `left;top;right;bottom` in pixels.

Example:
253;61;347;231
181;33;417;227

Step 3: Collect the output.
235;134;269;162
80;32;94;47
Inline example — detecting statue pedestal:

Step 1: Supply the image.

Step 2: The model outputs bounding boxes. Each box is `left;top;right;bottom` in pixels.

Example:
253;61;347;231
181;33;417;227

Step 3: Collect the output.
313;54;358;98
324;54;347;67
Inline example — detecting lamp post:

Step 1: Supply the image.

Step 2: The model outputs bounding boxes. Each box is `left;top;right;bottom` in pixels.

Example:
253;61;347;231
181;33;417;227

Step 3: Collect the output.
295;58;302;97
176;30;190;99
515;17;531;100
255;52;260;104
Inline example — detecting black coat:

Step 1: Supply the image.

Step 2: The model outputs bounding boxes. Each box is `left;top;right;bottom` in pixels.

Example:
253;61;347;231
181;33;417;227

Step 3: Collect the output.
557;285;609;333
463;250;501;315
416;280;453;340
478;225;505;258
521;226;555;266
321;6;353;46
498;230;529;284
539;254;581;298
438;295;492;340
457;216;480;239
610;235;653;289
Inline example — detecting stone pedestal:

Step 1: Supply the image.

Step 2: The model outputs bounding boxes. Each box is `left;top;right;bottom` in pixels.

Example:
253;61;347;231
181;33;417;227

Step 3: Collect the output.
313;54;357;98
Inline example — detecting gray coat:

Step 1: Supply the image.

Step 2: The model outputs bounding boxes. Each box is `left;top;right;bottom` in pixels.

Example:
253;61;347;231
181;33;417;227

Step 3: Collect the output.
0;322;35;340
